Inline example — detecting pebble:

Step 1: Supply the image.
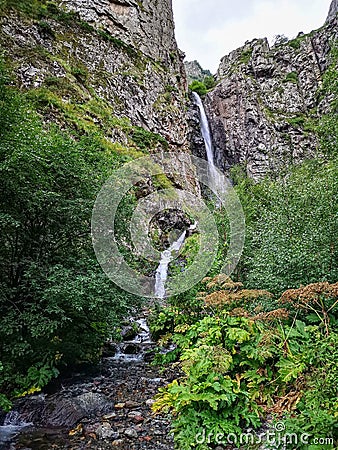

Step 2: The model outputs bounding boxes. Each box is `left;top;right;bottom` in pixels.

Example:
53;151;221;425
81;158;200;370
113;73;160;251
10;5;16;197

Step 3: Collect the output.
125;427;138;438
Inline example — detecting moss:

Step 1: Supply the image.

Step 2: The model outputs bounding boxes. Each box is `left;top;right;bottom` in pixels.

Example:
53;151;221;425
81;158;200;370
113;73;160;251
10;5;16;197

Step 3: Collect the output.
239;48;253;64
70;65;88;83
152;173;173;190
130;126;168;151
287;29;322;51
285;113;316;132
282;71;299;84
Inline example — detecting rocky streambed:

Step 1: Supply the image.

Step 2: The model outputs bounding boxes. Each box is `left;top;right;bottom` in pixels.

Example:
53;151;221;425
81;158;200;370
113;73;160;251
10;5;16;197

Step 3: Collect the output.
0;311;175;450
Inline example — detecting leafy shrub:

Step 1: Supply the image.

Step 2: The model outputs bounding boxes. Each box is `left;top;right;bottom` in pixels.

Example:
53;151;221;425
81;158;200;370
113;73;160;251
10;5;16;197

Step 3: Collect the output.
283;71;299;83
0;61;141;409
152;280;338;449
189;80;207;96
234;158;338;295
203;75;216;90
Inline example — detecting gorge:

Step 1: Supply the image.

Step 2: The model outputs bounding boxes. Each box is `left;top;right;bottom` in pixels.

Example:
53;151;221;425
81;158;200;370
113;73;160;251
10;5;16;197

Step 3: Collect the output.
0;0;337;449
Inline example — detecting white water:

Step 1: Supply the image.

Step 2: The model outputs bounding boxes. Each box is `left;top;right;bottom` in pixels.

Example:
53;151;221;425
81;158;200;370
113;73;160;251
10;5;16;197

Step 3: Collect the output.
0;411;32;447
192;92;222;193
154;230;187;299
109;317;153;362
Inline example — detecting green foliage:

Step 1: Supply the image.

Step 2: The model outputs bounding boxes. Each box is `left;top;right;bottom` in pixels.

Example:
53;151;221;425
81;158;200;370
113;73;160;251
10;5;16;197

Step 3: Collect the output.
131;126;168;151
273;34;289;46
0;61;141;406
203;75;216;90
152;280;338;449
234;158;338;295
283;71;299;84
270;332;338;449
239;49;253;64
189;80;207;96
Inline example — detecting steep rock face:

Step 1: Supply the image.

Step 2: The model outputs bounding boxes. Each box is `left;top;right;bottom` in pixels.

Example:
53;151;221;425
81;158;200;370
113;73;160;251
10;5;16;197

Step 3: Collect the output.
0;0;189;149
327;0;338;23
60;0;179;63
184;60;211;84
204;18;338;179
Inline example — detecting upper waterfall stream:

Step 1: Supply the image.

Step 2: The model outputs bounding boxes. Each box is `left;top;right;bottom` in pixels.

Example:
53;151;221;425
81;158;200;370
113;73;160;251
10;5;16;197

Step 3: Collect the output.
192;92;218;180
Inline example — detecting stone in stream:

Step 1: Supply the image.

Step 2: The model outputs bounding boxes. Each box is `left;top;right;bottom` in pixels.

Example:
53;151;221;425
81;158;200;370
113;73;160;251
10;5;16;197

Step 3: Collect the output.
121;324;139;341
10;392;112;428
125;427;138;438
95;422;119;440
123;344;141;355
125;400;141;409
102;342;117;357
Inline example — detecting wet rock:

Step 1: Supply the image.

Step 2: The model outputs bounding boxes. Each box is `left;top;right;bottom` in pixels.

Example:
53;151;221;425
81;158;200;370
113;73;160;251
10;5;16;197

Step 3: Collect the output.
326;0;338;23
125;401;141;409
102;342;117;357
95;423;119;440
125;427;138;438
123;344;140;355
121;325;139;341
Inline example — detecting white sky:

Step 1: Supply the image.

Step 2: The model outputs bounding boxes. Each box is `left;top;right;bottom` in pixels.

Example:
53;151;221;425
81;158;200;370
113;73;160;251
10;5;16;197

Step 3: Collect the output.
172;0;331;73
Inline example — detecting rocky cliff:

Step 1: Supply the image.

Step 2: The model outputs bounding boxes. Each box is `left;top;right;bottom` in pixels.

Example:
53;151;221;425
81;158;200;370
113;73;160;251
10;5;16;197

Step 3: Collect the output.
201;13;337;179
0;0;189;151
327;0;338;23
184;60;211;84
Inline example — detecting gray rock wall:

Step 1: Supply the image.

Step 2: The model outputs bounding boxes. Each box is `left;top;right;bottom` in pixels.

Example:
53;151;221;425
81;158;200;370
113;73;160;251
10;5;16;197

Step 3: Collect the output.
327;0;338;23
204;18;337;179
0;0;189;149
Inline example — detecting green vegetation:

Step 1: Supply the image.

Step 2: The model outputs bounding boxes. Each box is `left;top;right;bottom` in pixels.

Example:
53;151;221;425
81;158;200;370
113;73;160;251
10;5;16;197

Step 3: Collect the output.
283;71;299;84
0;61;146;410
0;0;91;31
239;48;253;64
150;41;338;450
189;76;216;96
152;278;337;450
131;126;168;151
189;80;207;96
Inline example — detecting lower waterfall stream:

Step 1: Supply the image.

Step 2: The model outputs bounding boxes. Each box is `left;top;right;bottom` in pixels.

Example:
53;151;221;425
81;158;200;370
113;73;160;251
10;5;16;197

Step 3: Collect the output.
0;310;175;450
0;94;216;450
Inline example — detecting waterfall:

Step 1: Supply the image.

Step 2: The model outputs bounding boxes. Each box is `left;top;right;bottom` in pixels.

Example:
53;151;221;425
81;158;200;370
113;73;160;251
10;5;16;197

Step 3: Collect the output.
154;230;187;299
192;92;221;192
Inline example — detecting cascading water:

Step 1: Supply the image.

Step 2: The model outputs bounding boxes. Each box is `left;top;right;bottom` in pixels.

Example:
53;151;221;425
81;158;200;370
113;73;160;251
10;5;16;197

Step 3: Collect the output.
154;230;187;299
192;92;223;194
0;411;31;449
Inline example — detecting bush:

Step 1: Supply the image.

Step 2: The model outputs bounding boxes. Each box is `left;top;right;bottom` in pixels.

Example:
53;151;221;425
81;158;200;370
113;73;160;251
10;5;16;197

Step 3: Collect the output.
0;61;141;409
189;80;207;96
152;279;338;450
233;158;338;295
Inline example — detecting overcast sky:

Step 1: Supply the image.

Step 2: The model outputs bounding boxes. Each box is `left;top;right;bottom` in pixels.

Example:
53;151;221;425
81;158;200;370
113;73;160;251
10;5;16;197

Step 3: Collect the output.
172;0;331;73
